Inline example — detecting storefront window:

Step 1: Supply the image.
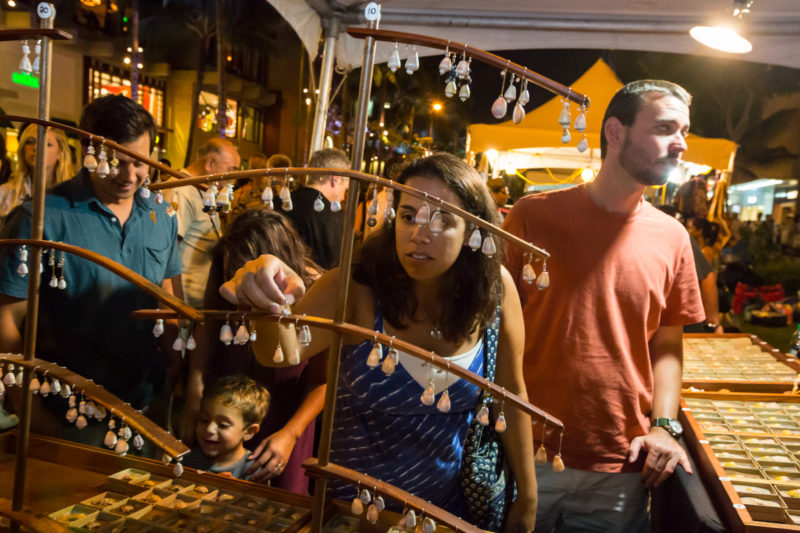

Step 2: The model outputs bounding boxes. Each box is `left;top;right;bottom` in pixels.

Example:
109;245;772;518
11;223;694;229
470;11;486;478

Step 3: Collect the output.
238;105;262;143
86;60;166;127
198;91;237;138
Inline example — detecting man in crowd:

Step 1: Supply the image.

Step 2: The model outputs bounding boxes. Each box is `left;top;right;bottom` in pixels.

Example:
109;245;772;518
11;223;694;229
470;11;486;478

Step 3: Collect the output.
170;137;240;307
284;148;350;269
488;177;511;220
503;80;704;531
0;95;181;437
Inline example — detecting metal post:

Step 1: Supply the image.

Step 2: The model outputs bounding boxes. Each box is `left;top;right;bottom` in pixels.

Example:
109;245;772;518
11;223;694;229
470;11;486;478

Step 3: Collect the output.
310;4;380;531
131;0;139;101
12;1;54;513
309;15;340;153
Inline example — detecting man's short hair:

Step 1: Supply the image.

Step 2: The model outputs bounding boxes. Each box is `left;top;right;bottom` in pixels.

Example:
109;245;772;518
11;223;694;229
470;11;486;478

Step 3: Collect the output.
487;178;506;193
307;148;349;185
267;154;292;168
600;80;692;158
79;95;157;152
197;137;236;159
203;375;270;427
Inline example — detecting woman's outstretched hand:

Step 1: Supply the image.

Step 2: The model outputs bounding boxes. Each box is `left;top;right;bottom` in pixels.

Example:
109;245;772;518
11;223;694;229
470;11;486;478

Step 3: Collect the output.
220;254;306;311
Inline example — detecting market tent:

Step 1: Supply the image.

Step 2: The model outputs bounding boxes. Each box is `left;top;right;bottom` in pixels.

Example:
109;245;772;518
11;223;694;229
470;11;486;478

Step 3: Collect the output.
467;59;738;171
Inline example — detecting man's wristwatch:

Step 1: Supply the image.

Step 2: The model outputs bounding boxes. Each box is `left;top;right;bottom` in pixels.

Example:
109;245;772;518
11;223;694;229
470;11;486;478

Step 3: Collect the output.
652;418;683;439
703;322;720;333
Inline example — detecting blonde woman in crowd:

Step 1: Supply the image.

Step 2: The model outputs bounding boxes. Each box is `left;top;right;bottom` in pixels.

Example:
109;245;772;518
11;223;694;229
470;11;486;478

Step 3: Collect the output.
0;124;74;219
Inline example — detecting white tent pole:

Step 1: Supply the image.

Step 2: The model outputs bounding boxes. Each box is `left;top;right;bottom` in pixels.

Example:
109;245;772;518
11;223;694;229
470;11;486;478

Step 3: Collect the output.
309;15;339;153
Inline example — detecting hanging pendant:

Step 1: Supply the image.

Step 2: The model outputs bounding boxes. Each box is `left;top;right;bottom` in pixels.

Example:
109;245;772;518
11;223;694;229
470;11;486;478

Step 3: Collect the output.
535;443;548;464
219;320;234;345
186;334;197;351
522;262;536;284
32;40;41;74
115;438;129;456
436;389;451;413
249;327;257;342
234;323;249;345
512;102;525;124
104;430;117;448
75;415;88;430
83;144;97;172
429;209;443;234
518;79;530;106
173;460;184;477
577;135;589;153
438;49;452;75
19;40;32;74
109;151;119;177
561;127;571;144
30;375;40;393
17;262;27;277
360;489;372;505
422;517;436;533
367;196;379;216
15;368;23;386
17;245;28;277
366;504;379;524
420;382;435;406
273;342;285;364
153;319;164;337
444;79;457;98
481;235;496;257
39;378;50;396
491;96;508;120
133;432;145;450
351;496;364;515
405;47;419;74
456;56;470;80
66;407;78;423
155;191;164;204
61;383;71;398
96;147;110;178
387;44;401;73
79;399;87;414
415;203;431;225
139;187;151;199
468;227;482;251
330;199;341;212
477;405;490;426
51;378;61;395
381;348;398;376
261;186;273;204
558;100;571;126
279;185;291;203
172;335;185;352
537;261;550;290
3;365;15;387
298;324;312;346
430;327;442;341
85;402;96;417
95;404;106;421
366;342;382;368
553;454;565;472
495;413;507;433
374;495;385;512
574;106;587;132
404;510;417;528
504;76;517;103
458;83;470;102
313;195;324;212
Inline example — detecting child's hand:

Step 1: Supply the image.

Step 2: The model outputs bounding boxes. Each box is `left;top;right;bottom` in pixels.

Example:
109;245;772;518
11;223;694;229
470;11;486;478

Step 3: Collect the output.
245;427;299;483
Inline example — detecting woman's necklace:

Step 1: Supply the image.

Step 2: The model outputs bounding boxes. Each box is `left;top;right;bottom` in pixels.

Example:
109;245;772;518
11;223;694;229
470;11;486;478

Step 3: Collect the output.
418;305;442;340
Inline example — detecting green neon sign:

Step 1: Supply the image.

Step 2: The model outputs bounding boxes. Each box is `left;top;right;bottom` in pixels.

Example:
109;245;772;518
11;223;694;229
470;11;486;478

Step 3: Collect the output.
12;72;39;89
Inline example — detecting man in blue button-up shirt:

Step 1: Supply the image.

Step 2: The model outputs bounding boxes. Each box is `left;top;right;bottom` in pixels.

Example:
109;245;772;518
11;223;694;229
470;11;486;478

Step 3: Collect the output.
0;96;181;435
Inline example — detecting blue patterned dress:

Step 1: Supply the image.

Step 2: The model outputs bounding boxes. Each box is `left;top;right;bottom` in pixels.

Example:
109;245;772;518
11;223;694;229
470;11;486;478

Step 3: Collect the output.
328;312;486;517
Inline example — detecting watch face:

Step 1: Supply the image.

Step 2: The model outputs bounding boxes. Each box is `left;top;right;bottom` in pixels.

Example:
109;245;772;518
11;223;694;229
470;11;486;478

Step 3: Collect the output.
669;419;683;436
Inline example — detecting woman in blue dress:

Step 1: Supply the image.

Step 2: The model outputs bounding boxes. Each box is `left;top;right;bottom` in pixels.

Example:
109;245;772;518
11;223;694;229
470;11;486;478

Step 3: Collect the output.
220;153;537;532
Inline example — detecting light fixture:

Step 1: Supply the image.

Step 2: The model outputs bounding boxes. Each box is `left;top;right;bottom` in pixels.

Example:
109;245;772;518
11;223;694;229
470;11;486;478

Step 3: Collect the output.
7;0;16;7
580;168;595;182
690;0;753;54
432;102;443;112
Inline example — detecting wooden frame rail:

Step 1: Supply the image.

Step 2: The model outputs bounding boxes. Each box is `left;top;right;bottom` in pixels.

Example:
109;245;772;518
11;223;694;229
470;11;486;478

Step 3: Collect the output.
346;27;591;108
131;309;563;430
0;29;72;41
0;354;188;459
303;458;482;533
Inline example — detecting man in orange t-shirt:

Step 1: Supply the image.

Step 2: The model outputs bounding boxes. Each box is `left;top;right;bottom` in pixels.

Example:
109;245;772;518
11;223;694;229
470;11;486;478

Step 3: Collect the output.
504;80;704;531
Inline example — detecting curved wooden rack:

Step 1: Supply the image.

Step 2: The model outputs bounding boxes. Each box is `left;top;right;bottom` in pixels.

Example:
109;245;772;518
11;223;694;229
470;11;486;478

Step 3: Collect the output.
0;354;189;459
0;29;72;41
0;115;184;182
131;309;564;430
147;167;550;261
347;27;590;109
0;497;68;533
0;239;201;321
303;458;481;533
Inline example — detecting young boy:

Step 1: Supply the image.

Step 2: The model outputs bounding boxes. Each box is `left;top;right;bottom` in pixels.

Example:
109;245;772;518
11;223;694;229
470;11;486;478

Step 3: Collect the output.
183;375;270;480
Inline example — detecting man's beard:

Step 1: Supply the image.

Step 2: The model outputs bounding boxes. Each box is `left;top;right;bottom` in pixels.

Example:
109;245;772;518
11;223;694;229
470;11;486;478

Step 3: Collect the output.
620;138;677;187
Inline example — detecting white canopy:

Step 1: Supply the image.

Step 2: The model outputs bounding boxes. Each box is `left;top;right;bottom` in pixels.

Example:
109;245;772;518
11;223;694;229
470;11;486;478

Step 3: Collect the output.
269;0;800;70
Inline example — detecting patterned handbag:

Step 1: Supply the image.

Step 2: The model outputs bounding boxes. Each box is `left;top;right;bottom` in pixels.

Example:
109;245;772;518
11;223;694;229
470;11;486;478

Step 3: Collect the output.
459;308;516;531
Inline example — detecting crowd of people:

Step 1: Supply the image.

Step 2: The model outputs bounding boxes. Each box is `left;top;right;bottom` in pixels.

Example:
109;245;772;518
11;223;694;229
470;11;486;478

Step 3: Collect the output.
0;79;710;532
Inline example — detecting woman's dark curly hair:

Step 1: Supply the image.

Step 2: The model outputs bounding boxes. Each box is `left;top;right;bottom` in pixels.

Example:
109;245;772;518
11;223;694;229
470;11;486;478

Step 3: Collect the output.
352;153;502;342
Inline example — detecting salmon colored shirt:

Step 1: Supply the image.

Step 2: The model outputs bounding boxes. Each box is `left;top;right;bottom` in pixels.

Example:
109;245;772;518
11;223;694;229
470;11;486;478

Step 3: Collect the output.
503;184;703;472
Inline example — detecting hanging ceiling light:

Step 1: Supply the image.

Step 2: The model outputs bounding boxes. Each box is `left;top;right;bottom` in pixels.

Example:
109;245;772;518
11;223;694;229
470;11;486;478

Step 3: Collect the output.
690;0;753;54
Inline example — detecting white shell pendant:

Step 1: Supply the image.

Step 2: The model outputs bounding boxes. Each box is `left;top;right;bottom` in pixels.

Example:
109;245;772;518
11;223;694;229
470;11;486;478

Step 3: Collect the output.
420;382;435;406
477;405;490;426
422;517;436;533
351;497;363;515
120;425;133;440
456;58;470;80
30;376;40;393
577;135;589;153
495;413;507;433
186;335;197;351
172;336;185;352
429;209;443;234
140;186;151;200
366;343;382;368
574;111;587;132
104;430;117;448
381;349;398;376
313;196;324;212
444;79;457;99
366;504;379;524
96;150;110;178
115;438;129;456
83;145;97;172
234;324;249;345
503;80;517;103
78;399;86;414
63;385;72;400
491;96;508;120
133;433;145;450
481;235;496;257
261;186;273;203
173;461;184;477
519;86;530;106
558;100;571;126
438;54;451;75
51;378;61;395
468;228;482;251
360;489;371;505
512;102;526;124
17;262;28;277
522;263;536;284
94;405;107;421
458;83;470;102
404;49;419;74
279;186;291;203
152;319;164;337
250;329;258;342
2;367;14;387
75;415;88;429
287;347;301;366
537;270;550;291
273;343;285;364
374;495;385;512
415;203;430;225
387;46;401;73
85;402;96;417
162;453;172;465
66;407;78;423
15;369;22;385
404;509;417;528
219;323;234;345
298;325;311;346
436;389;451;413
561;127;571;144
39;378;50;396
330;199;341;212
